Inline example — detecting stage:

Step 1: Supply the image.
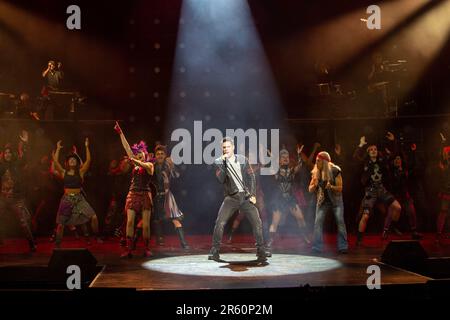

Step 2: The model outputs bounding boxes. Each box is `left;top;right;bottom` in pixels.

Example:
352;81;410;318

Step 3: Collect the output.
1;234;449;291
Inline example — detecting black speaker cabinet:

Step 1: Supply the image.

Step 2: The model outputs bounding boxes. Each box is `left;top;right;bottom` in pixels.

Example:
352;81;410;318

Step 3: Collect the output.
48;248;98;270
381;240;428;274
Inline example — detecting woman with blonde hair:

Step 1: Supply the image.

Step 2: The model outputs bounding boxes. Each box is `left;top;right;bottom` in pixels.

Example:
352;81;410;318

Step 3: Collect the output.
309;151;348;253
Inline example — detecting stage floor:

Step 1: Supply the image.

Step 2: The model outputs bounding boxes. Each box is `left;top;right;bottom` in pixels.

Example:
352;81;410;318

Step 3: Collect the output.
1;234;449;290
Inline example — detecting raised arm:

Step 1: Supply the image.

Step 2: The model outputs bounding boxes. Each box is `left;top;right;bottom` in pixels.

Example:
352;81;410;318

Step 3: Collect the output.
52;140;65;177
42;63;50;78
384;131;398;161
114;121;133;158
306;142;321;169
130;158;154;175
80;138;91;176
18;130;28;161
353;136;367;162
293;144;304;175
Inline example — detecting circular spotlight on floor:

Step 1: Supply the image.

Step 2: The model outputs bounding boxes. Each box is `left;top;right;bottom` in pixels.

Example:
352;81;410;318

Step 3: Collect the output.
142;253;342;277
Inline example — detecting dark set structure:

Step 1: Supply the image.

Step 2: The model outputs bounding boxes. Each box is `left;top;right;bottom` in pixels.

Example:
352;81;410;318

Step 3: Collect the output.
1;0;450;311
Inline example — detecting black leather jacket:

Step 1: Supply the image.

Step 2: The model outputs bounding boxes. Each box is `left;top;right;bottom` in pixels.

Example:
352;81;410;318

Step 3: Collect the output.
214;154;256;197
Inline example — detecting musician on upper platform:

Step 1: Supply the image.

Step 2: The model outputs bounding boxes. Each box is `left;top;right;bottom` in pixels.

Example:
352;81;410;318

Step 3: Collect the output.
42;60;64;92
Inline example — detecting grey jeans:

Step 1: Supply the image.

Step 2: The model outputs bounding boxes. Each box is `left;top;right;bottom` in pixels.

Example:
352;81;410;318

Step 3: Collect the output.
211;192;264;250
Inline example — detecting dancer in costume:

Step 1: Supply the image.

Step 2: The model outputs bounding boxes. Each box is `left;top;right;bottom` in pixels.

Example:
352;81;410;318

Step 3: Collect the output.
309;151;348;253
114;121;154;258
353;133;402;245
151;144;190;249
52;138;100;247
267;145;310;248
0;130;36;252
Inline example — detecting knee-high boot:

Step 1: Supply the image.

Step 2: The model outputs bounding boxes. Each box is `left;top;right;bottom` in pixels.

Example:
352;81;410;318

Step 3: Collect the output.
176;227;190;249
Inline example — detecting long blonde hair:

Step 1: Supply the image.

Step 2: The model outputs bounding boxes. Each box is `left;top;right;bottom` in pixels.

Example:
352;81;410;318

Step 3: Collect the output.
311;151;334;182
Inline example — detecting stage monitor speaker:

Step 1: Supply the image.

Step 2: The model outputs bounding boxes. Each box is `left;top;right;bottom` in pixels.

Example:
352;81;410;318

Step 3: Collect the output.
48;248;97;270
381;240;428;274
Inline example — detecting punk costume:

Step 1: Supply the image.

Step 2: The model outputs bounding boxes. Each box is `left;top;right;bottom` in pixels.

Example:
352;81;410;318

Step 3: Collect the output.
354;145;397;243
56;172;95;226
310;153;348;253
120;160;154;258
125;165;153;215
267;150;309;246
272;157;303;215
0;144;36;252
208;154;270;262
390;155;421;239
152;160;189;249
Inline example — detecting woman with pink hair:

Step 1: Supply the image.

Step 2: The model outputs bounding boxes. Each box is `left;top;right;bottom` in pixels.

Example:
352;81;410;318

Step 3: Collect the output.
114;122;154;258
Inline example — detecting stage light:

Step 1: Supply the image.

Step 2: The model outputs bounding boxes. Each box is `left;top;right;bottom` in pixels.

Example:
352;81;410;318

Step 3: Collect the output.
142;254;342;278
278;0;429;89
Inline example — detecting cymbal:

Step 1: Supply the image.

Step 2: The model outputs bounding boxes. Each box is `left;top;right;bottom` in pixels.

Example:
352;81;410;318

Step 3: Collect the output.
48;90;78;95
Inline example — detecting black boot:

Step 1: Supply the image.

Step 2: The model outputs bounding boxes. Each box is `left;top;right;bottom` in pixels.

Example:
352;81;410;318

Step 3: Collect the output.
411;230;423;240
55;234;62;248
256;246;270;262
356;231;363;247
28;238;37;252
381;228;389;240
267;231;276;248
154;221;165;246
50;232;56;243
208;247;220;261
176;227;190;249
20;219;36;252
54;226;63;248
